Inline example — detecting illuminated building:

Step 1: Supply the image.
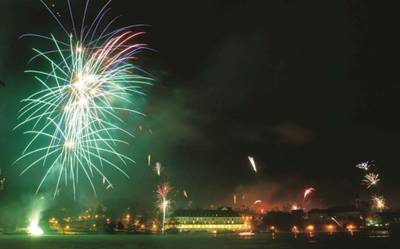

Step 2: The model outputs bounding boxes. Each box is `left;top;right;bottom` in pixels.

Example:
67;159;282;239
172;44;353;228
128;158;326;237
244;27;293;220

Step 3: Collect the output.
167;208;250;232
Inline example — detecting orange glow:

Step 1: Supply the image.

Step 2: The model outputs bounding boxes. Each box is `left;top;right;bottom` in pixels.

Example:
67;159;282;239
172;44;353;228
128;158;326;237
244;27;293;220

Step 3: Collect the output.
306;225;314;231
346;224;355;236
326;224;336;234
239;231;255;236
291;204;300;210
306;224;315;237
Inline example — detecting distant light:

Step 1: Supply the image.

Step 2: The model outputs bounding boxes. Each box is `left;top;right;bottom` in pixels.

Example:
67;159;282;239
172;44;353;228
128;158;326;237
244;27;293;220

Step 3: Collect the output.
291;204;300;210
306;225;314;231
239;231;254;236
326;224;335;234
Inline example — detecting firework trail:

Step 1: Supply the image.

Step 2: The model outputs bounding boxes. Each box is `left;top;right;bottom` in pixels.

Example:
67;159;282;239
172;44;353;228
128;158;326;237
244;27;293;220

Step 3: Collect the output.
147;154;151;167
183;189;188;199
304;187;315;200
253;200;262;205
0;169;4;191
154;162;161;176
372;196;386;212
156;183;170;233
14;0;153;198
362;173;380;188
356;161;374;171
0;178;5;191
330;217;342;227
248;156;257;173
233;194;237;205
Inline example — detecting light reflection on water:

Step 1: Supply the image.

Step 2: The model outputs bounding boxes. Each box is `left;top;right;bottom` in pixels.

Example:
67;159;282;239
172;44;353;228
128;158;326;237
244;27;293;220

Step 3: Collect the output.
368;230;391;238
0;232;397;249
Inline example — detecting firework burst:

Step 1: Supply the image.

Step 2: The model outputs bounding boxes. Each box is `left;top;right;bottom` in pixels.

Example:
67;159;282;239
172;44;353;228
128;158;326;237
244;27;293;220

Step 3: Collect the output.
372;196;386;212
15;0;153;198
356;161;374;171
362;173;380;188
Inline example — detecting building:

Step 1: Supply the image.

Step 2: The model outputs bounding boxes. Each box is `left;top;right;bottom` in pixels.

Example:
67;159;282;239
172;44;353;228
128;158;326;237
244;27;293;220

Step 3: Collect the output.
167;208;250;232
262;211;303;232
366;212;400;227
308;206;364;228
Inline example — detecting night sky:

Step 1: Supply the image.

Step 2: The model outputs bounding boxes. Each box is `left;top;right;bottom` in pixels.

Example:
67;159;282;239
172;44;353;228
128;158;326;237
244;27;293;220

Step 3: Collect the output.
0;0;400;213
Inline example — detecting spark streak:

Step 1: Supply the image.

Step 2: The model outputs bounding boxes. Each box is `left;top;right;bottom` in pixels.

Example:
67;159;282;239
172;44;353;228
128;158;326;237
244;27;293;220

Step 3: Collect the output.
248;156;257;173
147;154;151;167
304;187;315;200
154;162;161;176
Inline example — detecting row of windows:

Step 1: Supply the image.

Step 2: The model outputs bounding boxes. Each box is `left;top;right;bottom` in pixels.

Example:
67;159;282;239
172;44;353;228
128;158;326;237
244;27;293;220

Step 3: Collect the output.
174;217;244;225
176;217;241;221
177;220;239;225
176;224;248;230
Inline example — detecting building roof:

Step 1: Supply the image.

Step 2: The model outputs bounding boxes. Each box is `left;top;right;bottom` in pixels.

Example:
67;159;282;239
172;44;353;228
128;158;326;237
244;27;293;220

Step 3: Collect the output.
308;209;330;215
309;206;360;215
328;206;359;213
172;209;241;218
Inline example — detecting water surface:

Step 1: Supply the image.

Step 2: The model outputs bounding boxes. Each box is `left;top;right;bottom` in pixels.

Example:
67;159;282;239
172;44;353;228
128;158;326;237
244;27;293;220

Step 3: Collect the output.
0;233;397;249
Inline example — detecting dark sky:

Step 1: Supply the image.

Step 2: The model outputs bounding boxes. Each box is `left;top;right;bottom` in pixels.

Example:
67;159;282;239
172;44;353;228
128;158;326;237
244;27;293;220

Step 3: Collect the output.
1;0;400;212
